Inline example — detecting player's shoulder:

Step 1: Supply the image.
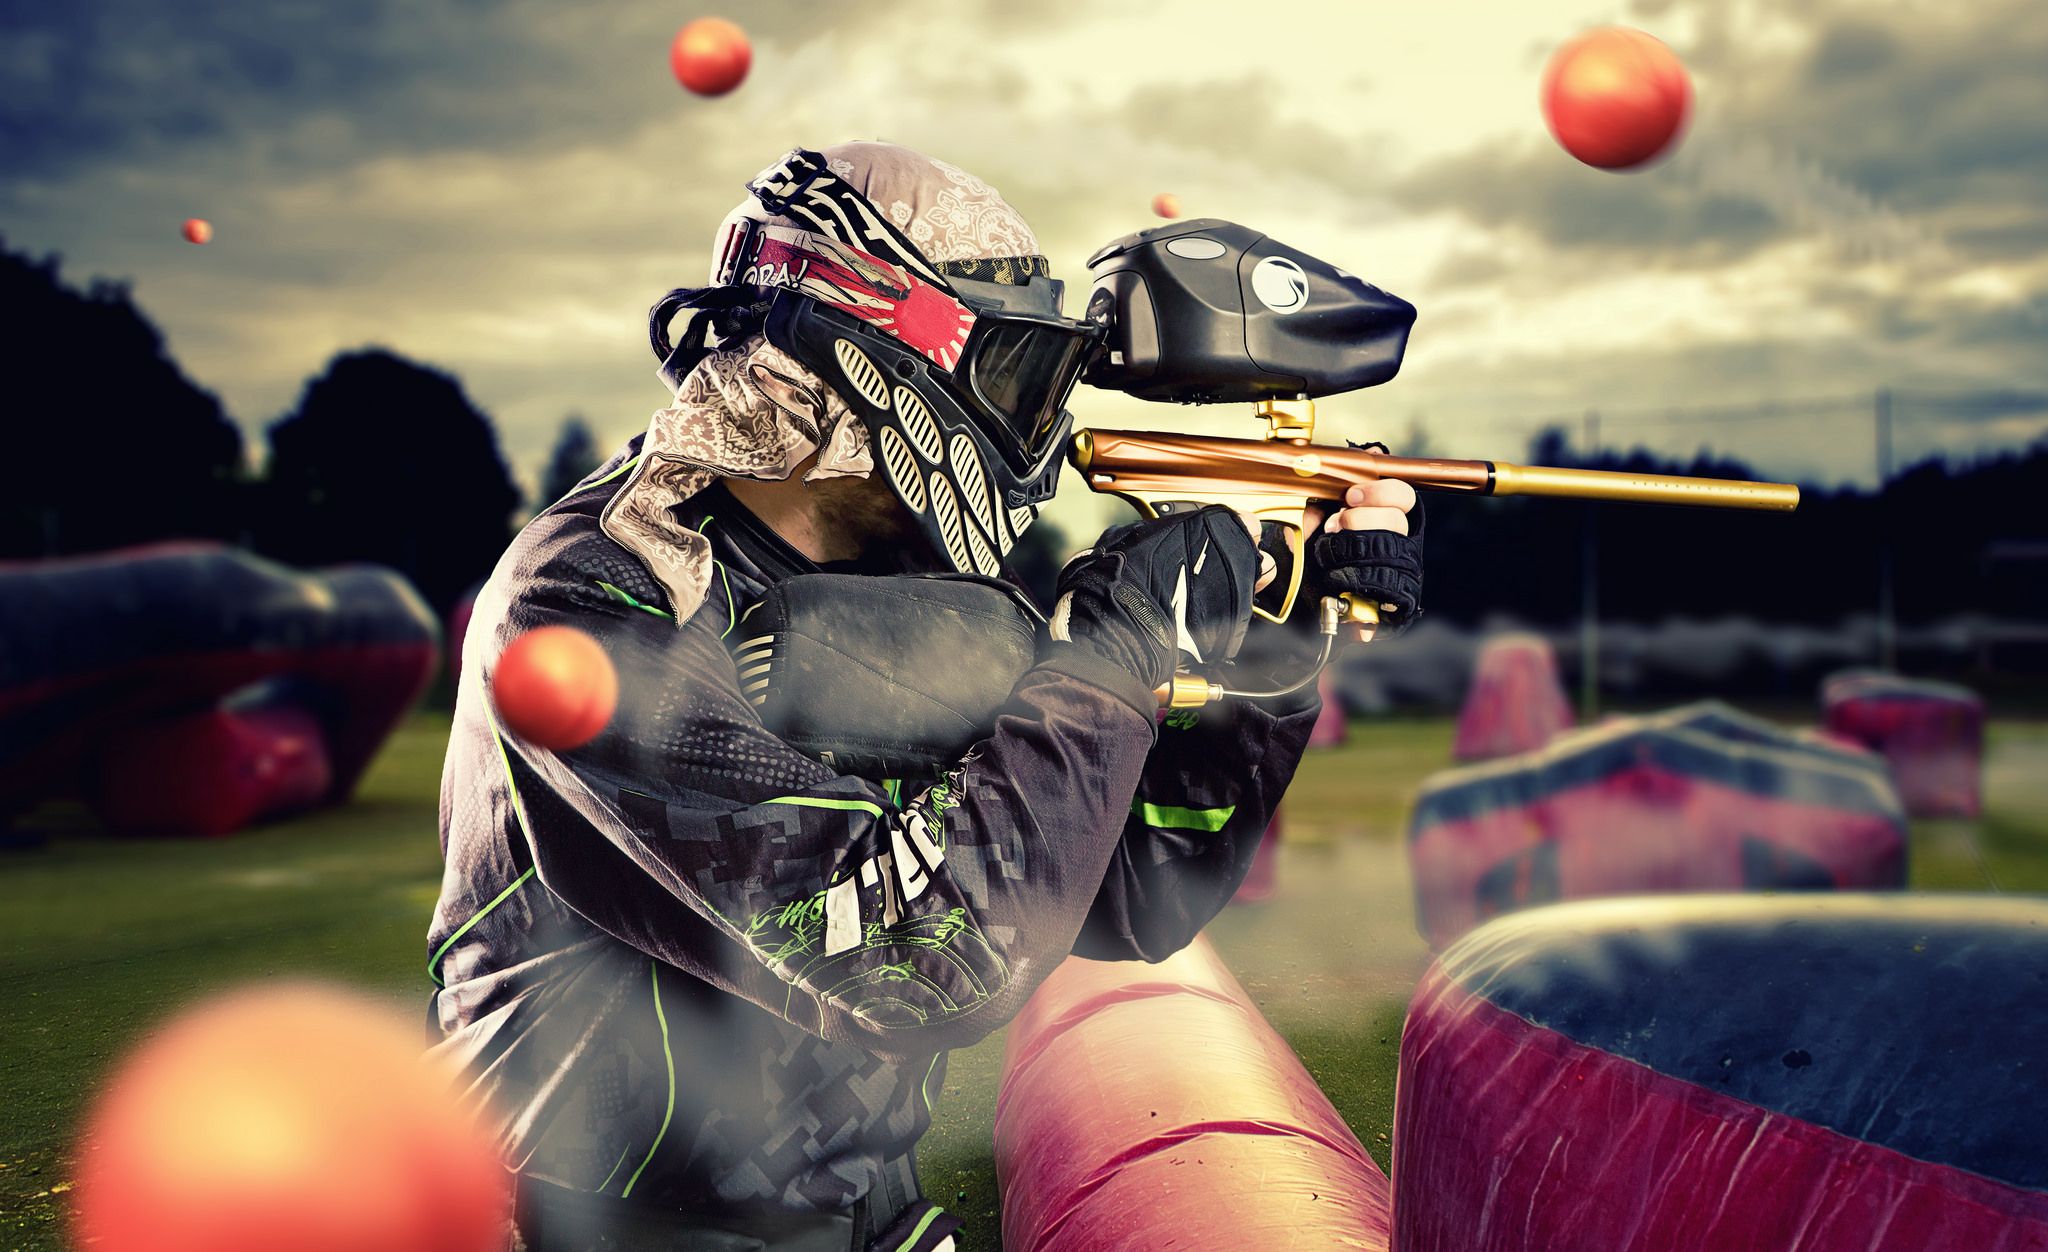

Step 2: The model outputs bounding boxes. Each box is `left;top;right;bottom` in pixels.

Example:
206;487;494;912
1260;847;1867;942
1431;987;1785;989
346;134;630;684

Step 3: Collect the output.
493;457;683;620
494;505;670;616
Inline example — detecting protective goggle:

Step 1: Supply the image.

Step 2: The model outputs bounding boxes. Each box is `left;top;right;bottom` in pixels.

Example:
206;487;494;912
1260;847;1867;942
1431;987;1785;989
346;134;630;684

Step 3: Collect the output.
954;304;1103;471
715;157;1104;473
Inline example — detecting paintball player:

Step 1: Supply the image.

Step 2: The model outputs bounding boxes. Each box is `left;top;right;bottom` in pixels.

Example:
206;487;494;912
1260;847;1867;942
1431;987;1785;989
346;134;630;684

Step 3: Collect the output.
427;142;1422;1251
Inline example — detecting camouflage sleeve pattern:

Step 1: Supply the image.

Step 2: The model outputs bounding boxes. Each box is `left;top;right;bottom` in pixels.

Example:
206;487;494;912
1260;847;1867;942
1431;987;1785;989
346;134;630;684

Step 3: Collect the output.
476;517;1157;1060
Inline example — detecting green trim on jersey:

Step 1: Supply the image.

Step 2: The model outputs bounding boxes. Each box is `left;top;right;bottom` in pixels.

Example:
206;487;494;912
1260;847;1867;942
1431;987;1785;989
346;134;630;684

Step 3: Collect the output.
597;581;675;621
896;1206;947;1251
1133;799;1237;832
765;795;887;818
591;455;641;489
921;1052;942;1114
544;454;642;511
695;515;738;639
428;865;536;987
620;961;677;1199
595;1143;633;1193
431;709;541;987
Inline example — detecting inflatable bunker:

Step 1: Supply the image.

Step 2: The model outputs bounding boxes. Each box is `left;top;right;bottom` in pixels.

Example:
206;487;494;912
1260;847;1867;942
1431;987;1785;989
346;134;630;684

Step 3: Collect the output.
996;936;1391;1252
1394;894;2048;1250
1824;671;1985;818
448;580;483;684
1453;633;1573;762
1408;703;1907;948
1308;668;1347;749
0;544;439;836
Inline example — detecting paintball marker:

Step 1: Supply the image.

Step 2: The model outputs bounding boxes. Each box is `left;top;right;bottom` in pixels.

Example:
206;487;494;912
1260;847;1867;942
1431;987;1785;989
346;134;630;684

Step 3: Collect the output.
1073;219;1800;707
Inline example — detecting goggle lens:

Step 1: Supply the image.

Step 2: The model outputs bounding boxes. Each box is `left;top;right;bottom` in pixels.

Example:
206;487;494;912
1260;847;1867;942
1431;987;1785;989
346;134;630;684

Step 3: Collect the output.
966;320;1100;462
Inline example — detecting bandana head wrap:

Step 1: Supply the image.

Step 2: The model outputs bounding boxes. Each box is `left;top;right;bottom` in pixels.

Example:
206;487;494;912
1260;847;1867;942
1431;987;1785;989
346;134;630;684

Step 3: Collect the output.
602;142;1045;621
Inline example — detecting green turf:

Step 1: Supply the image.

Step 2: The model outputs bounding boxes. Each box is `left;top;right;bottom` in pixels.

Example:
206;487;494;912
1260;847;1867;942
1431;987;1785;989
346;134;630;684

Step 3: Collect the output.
4;713;2045;1251
0;714;454;1249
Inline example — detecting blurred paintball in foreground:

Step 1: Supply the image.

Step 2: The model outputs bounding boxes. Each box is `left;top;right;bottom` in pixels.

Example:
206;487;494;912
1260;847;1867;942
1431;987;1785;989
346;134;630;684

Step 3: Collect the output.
73;982;510;1252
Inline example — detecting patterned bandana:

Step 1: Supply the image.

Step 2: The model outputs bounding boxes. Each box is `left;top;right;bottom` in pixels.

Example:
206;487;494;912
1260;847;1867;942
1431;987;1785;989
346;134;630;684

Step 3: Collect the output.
602;142;1047;622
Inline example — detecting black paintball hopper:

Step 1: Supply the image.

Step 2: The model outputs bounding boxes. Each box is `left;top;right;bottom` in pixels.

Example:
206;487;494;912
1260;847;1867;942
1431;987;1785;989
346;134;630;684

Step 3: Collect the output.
1082;218;1416;403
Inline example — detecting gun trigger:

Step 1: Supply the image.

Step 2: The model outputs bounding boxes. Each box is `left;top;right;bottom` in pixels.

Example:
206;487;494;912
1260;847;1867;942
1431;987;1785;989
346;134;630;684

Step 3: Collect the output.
1252;520;1307;625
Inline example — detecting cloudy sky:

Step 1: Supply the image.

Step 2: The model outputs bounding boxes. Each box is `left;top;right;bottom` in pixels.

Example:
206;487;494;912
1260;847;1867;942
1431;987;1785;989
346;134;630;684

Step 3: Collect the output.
3;0;2043;533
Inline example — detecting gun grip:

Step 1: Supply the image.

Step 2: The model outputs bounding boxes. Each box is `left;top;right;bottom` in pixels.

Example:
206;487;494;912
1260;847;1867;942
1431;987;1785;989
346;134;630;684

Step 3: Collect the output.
1255;520;1307;625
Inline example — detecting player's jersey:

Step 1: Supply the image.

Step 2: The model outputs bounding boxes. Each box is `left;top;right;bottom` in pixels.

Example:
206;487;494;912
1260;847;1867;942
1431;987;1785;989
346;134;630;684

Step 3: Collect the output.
426;433;1318;1219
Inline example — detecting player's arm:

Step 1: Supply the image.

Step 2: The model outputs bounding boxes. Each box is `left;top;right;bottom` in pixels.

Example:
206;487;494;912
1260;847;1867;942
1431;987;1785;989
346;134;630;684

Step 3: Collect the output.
1074;480;1422;960
1074;685;1317;961
475;509;1258;1059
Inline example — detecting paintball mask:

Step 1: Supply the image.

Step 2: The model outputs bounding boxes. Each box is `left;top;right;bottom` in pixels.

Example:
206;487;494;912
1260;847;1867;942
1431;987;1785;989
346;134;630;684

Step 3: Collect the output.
652;148;1103;578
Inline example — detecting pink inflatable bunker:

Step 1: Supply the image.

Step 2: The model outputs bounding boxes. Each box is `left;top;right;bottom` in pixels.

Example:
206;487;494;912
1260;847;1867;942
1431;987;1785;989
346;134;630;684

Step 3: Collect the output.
995;936;1391;1252
1452;633;1572;761
1408;703;1907;948
1394;894;2048;1251
0;545;439;836
1308;668;1346;748
1824;671;1984;817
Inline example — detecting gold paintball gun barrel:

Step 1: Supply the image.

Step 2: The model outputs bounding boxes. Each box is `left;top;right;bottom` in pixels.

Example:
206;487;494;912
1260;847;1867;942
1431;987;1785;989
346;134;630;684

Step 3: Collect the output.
1068;399;1801;706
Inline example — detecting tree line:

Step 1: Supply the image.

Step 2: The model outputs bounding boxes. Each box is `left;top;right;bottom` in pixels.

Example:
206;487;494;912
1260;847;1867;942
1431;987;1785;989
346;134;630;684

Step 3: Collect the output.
1421;426;2048;627
0;243;560;613
3;242;2042;626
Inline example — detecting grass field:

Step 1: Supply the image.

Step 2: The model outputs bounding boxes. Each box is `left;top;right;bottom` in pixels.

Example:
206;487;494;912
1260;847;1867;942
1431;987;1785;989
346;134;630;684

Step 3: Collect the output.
5;713;2046;1251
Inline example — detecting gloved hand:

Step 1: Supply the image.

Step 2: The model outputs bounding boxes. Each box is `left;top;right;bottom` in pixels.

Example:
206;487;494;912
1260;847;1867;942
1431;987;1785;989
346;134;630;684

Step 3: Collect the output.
1305;471;1425;635
1040;505;1262;717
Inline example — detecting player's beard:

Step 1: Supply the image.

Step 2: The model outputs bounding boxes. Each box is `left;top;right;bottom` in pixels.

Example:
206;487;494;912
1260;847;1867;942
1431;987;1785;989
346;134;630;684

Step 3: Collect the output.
810;470;937;564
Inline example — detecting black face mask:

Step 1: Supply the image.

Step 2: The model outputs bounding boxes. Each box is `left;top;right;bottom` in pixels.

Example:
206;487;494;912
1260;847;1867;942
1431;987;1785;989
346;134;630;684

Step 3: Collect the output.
763;291;1076;578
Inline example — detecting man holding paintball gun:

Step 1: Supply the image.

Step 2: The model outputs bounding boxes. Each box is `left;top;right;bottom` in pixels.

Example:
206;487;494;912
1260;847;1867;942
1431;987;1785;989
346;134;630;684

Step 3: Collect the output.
426;141;1423;1251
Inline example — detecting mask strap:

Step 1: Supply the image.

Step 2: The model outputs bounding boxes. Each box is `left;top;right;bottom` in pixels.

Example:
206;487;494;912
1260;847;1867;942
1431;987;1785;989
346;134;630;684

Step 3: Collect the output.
649;285;766;392
742;148;957;296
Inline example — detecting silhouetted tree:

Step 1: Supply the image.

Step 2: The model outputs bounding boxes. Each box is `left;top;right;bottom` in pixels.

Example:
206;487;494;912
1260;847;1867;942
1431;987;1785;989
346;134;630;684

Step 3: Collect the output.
538;415;601;507
1420;426;2048;629
0;241;242;557
260;349;519;612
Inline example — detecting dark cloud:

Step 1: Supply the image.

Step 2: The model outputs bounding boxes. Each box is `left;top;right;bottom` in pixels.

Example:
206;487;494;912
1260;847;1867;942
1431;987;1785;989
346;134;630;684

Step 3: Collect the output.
0;1;890;179
1666;0;2048;238
1391;139;1783;267
1394;0;2048;266
1805;20;1904;86
1897;388;2048;422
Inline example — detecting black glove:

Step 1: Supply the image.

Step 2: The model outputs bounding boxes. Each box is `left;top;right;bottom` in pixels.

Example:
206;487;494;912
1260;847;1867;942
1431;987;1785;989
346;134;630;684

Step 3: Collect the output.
1039;505;1261;717
1305;489;1425;634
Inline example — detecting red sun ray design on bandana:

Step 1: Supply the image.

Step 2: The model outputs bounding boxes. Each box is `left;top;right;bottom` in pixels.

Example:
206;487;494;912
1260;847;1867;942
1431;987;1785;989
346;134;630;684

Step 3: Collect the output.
874;280;977;371
730;225;977;371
